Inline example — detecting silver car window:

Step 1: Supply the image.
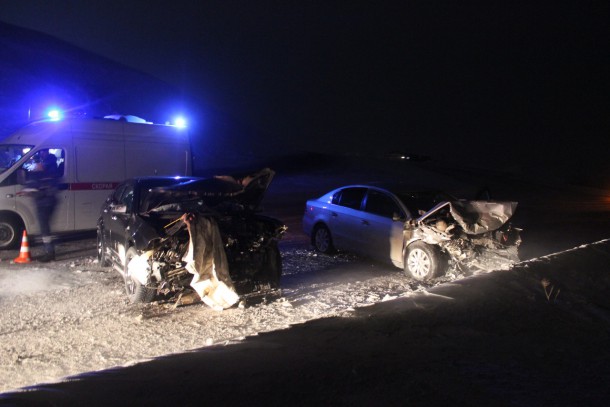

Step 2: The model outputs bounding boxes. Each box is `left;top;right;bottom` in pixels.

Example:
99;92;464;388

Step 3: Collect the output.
332;187;366;210
364;190;404;219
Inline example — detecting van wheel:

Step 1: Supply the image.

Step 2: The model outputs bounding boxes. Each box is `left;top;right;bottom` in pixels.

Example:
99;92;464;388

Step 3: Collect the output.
124;247;156;303
0;215;23;249
404;241;446;281
97;226;110;267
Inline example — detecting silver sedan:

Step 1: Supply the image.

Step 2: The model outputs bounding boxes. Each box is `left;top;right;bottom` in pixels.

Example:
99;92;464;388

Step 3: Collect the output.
302;185;448;269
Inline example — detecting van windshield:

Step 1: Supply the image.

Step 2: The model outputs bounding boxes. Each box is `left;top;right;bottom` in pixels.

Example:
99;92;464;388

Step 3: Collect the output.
0;144;34;174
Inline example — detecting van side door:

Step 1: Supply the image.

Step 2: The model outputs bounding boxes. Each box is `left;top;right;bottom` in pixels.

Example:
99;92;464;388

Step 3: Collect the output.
15;147;72;233
72;121;126;230
49;147;72;232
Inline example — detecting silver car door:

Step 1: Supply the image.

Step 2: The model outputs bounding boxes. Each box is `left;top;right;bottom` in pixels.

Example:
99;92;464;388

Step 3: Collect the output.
328;187;367;251
361;189;406;266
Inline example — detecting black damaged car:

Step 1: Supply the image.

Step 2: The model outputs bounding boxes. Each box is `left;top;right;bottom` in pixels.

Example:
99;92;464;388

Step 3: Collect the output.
97;168;285;308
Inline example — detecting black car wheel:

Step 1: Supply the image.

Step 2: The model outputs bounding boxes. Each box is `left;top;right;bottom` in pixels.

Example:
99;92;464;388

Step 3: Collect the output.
404;241;446;281
261;242;282;288
96;226;110;267
0;215;23;249
124;247;156;303
312;224;335;254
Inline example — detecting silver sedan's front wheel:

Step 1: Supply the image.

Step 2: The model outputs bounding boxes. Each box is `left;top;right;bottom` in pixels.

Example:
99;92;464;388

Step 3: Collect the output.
313;224;335;254
408;248;431;278
404;241;446;281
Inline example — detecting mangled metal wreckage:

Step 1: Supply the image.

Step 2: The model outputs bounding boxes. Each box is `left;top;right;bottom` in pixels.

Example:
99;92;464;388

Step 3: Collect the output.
403;200;522;281
99;168;286;310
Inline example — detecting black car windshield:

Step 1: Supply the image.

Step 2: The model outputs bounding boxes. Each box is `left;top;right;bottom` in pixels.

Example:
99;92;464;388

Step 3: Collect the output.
138;178;197;213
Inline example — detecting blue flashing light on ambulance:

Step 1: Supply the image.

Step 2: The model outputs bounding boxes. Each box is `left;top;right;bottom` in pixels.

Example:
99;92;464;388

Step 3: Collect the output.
0;110;192;249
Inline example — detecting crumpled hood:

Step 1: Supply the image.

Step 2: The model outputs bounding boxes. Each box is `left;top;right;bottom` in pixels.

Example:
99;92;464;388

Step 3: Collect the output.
419;200;518;235
142;168;275;213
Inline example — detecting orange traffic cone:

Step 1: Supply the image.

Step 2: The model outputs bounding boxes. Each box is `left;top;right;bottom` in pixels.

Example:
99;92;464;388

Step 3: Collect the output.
14;230;31;263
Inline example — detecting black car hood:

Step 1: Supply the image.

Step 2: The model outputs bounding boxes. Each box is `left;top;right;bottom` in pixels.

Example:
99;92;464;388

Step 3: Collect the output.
142;168;275;214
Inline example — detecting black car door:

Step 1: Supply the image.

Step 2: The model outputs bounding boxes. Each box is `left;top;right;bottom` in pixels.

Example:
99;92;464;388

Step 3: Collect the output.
104;181;136;263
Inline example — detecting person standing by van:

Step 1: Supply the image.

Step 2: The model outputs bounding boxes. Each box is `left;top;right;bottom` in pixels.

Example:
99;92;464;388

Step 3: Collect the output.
24;149;60;262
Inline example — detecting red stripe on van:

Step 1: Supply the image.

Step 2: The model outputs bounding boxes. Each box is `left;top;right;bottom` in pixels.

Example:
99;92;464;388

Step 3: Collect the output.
69;183;119;191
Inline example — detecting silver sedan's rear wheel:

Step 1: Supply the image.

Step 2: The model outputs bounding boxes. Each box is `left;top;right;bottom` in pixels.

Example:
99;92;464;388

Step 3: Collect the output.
312;224;335;254
404;241;446;281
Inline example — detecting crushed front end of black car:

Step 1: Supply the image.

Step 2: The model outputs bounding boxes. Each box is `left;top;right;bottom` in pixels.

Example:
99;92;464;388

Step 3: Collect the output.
121;168;286;309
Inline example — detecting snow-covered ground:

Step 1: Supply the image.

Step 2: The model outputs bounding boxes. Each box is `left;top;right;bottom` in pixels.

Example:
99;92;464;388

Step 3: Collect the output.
0;238;450;393
0;157;609;405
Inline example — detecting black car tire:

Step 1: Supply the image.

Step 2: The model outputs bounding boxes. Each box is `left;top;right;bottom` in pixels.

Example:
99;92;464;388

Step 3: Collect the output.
96;226;110;267
404;241;446;281
0;215;23;249
124;247;156;303
262;242;282;288
312;224;335;254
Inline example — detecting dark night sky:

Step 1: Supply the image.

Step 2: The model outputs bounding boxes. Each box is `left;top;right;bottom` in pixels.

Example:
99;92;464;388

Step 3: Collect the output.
1;1;609;181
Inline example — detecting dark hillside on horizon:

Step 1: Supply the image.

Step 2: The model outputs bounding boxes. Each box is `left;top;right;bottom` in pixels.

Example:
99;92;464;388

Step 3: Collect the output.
0;21;270;172
0;21;183;131
2;12;609;187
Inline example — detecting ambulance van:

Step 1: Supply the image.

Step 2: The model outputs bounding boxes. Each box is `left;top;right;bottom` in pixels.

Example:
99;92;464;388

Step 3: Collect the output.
0;115;192;248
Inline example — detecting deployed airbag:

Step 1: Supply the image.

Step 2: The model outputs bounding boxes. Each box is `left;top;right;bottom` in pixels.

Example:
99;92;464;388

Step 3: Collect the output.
183;214;239;310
